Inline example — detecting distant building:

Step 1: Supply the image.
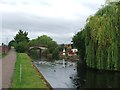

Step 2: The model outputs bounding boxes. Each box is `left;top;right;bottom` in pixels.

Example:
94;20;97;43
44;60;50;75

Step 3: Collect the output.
59;44;79;61
64;44;72;50
67;49;78;56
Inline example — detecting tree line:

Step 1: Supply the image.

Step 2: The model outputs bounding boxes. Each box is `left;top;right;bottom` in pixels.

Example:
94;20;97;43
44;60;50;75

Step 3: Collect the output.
72;1;120;71
8;30;63;60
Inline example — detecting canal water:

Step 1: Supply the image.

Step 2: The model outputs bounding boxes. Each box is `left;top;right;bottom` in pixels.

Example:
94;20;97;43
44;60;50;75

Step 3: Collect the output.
34;60;77;88
34;60;120;89
76;69;120;88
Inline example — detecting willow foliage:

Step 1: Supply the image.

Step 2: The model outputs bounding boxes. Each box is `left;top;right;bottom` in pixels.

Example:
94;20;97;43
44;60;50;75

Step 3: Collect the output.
73;2;120;71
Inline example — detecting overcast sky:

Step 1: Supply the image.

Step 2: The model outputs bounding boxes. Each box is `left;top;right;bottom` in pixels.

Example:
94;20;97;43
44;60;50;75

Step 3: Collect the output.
1;0;105;44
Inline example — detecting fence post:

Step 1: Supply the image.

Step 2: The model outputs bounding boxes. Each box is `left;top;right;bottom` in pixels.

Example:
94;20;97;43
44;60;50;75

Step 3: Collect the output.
20;64;22;82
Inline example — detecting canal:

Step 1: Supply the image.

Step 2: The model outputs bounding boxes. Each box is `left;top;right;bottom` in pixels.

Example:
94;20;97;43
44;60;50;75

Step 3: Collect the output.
34;60;120;89
76;69;120;88
34;60;77;88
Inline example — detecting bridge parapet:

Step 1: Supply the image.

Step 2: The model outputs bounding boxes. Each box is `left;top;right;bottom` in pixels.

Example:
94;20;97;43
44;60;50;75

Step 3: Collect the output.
29;46;47;50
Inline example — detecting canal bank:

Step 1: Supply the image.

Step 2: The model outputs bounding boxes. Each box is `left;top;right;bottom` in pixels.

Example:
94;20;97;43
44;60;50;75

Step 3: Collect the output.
34;60;120;89
32;62;53;90
11;53;50;88
34;61;77;88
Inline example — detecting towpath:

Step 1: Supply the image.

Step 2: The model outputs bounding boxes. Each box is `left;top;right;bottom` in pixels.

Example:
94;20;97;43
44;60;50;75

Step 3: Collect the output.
2;48;16;88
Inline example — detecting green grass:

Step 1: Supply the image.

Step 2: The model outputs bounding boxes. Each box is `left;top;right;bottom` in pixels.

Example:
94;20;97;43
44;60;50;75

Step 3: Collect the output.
11;53;49;88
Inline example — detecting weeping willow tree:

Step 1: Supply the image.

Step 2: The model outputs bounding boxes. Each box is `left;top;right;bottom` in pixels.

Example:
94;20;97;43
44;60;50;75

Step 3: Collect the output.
73;2;120;71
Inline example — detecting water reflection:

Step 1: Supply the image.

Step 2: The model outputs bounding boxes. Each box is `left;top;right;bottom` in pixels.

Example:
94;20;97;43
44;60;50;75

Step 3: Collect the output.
75;69;120;88
34;60;120;89
34;60;77;88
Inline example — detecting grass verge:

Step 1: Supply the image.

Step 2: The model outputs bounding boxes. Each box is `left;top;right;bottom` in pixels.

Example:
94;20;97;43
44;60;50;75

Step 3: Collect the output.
11;53;49;88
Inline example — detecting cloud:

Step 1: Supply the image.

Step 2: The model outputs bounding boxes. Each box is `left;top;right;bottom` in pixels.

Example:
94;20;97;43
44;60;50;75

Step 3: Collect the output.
0;0;105;19
2;12;83;44
1;0;105;44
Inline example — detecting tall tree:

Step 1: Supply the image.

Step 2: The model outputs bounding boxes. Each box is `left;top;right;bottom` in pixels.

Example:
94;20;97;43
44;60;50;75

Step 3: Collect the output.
29;35;58;60
9;30;29;53
8;40;16;47
14;30;29;43
73;2;120;71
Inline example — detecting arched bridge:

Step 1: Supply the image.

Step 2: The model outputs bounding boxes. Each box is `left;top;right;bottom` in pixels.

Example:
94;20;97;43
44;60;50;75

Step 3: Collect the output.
29;46;47;60
29;46;47;50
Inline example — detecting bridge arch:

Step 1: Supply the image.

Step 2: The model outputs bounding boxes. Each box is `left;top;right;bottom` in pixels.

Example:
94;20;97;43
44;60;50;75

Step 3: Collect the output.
29;46;47;50
28;46;47;60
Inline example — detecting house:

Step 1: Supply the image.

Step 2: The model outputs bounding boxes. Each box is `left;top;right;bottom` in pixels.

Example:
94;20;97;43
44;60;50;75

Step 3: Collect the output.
59;44;79;61
67;49;78;56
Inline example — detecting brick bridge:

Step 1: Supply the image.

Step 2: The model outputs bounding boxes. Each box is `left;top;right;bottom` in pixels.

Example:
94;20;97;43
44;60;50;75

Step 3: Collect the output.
29;46;47;60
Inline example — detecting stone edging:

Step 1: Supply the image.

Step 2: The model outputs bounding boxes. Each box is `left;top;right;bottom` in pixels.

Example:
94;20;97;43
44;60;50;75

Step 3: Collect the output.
31;62;53;90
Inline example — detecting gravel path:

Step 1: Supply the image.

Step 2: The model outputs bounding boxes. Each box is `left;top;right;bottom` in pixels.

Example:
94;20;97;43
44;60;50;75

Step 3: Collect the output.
2;48;16;88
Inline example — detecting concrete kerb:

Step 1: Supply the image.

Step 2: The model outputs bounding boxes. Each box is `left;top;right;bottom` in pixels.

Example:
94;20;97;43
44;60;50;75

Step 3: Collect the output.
31;61;53;90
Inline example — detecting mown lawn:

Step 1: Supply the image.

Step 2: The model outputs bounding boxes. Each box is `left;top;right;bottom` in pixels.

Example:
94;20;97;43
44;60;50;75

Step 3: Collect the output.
11;53;49;88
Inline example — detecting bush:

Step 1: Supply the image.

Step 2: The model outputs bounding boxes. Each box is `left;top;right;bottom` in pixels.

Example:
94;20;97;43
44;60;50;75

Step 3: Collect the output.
15;41;29;53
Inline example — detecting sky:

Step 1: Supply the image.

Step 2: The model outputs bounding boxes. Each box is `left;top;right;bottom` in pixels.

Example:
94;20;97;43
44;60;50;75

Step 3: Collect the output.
0;0;106;44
